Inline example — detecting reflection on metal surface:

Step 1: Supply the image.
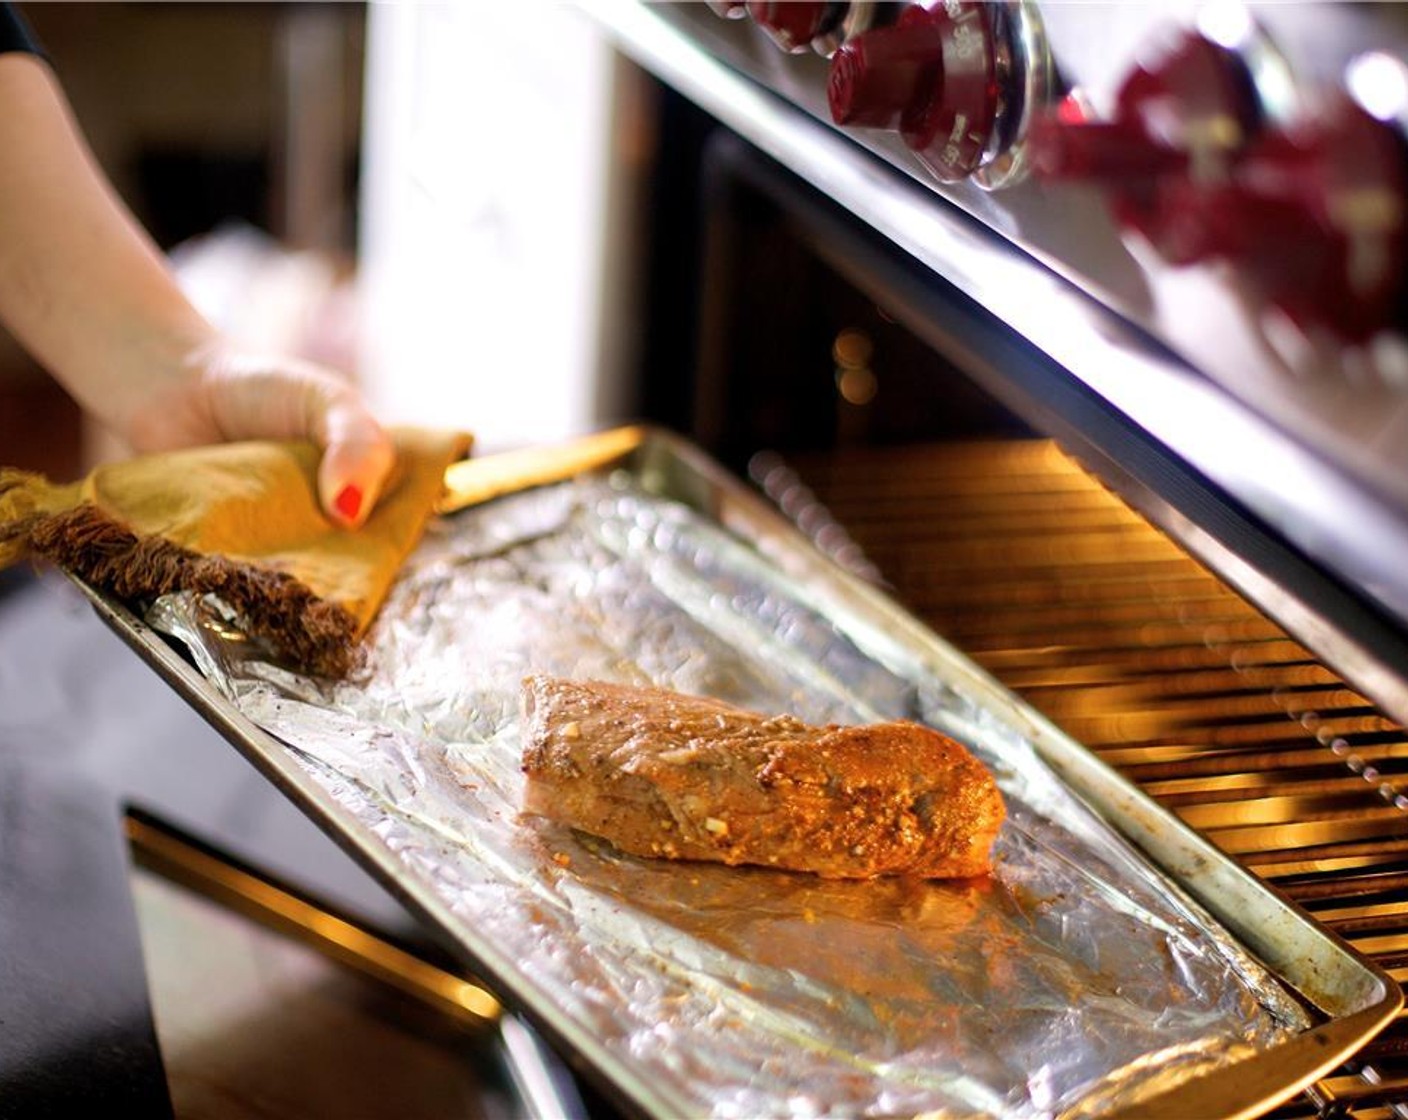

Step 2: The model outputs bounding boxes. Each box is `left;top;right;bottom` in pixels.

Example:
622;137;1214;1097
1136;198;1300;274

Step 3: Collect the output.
126;814;502;1030
120;425;1404;1120
833;327;879;405
782;437;1408;1117
1346;51;1408;126
72;428;1401;1118
499;1015;589;1120
594;0;1408;706
149;469;1319;1118
748;449;886;585
971;0;1056;191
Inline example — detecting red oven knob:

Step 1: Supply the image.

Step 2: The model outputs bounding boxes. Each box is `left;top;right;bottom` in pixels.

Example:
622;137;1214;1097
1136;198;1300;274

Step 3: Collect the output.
748;2;847;54
1027;29;1262;263
1198;91;1408;342
828;1;1004;182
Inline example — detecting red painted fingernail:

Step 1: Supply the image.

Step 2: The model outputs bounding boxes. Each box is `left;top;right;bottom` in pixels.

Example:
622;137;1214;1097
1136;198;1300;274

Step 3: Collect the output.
333;484;363;523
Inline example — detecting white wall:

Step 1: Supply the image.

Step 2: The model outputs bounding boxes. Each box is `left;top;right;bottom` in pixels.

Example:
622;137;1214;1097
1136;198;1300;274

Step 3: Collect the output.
359;1;620;453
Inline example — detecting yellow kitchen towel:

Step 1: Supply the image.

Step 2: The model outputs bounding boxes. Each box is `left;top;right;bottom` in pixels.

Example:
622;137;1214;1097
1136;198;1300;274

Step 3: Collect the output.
0;428;470;677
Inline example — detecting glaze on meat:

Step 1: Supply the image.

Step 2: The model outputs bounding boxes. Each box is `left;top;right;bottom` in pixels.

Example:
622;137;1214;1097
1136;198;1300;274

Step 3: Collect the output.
519;675;1004;879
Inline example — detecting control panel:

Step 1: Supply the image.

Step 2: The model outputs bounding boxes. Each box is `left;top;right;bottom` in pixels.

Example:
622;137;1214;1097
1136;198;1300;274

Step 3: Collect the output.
702;0;1408;362
829;2;1015;183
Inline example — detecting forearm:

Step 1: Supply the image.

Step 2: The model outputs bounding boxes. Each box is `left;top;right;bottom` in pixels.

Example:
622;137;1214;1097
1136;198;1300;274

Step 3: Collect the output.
0;52;217;445
0;48;395;527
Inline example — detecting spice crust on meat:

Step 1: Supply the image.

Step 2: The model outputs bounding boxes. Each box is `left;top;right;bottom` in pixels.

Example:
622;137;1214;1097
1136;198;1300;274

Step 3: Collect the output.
519;675;1004;879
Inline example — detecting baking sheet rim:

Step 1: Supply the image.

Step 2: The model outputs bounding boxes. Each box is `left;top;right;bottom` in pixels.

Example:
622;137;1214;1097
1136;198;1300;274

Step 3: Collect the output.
77;423;1403;1119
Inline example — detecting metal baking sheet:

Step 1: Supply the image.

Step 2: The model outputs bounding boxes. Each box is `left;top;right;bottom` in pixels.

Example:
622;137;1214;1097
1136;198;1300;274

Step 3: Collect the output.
78;426;1400;1119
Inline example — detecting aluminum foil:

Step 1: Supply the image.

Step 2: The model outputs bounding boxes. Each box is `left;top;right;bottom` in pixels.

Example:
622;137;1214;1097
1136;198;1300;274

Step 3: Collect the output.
150;472;1310;1119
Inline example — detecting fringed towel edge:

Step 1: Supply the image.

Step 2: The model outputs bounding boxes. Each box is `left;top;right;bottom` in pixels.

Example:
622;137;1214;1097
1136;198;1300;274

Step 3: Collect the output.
26;502;362;679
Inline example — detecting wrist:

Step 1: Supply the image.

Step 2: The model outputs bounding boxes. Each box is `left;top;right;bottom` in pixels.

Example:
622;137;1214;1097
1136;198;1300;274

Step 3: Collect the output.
119;325;225;453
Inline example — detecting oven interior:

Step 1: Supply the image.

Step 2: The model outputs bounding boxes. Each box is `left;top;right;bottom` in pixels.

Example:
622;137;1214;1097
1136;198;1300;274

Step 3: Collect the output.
96;74;1408;1120
628;84;1408;1118
5;25;1407;1118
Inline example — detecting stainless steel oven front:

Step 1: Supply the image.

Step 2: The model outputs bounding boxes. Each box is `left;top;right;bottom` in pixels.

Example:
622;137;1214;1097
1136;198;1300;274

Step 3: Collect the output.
591;3;1408;1115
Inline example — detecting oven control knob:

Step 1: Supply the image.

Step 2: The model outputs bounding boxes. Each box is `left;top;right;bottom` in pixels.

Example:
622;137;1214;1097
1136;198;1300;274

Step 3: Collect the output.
828;1;1007;182
1199;90;1408;342
1027;29;1263;262
707;1;749;18
748;2;847;54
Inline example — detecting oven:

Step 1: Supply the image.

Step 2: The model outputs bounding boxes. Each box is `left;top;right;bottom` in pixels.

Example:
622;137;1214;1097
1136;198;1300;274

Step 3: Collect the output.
6;2;1408;1118
595;2;1408;1115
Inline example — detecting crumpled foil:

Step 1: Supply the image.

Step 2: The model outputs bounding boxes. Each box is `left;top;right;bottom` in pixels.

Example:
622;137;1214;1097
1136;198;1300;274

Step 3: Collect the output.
149;473;1310;1119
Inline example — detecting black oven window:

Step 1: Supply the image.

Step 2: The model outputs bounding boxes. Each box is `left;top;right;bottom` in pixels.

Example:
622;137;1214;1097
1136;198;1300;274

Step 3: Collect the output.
632;88;1031;474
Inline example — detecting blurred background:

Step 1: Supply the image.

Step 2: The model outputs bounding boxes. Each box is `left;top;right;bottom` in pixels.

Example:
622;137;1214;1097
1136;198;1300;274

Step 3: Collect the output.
0;6;640;1115
0;1;636;477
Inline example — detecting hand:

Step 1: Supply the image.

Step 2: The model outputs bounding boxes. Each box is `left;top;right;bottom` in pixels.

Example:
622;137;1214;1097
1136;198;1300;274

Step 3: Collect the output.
125;341;396;529
0;53;394;530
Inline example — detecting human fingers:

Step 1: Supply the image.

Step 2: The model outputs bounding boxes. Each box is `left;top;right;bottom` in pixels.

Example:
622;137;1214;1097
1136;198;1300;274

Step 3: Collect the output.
179;345;397;529
315;391;396;530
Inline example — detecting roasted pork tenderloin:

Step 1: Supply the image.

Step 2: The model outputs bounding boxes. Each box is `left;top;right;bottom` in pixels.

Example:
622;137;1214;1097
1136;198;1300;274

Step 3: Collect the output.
520;674;1004;879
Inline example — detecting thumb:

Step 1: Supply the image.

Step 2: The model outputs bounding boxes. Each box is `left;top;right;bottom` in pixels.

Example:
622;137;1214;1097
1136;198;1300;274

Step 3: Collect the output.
316;396;396;530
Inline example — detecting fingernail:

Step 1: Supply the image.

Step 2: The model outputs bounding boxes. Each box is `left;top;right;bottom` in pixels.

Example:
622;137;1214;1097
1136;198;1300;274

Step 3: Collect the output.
333;483;363;523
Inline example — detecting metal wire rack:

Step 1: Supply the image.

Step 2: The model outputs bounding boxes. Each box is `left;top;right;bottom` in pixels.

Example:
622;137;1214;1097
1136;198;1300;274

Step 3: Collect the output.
759;439;1408;1119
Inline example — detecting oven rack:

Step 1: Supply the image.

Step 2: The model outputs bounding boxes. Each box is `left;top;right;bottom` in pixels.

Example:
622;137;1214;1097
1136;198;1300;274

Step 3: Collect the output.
760;438;1408;1119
